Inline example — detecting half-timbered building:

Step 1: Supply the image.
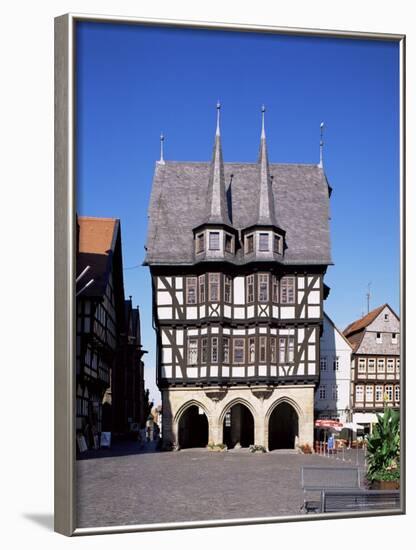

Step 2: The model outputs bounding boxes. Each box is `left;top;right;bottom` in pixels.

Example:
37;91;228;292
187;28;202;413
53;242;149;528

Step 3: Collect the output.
145;105;332;450
343;304;400;432
76;216;146;448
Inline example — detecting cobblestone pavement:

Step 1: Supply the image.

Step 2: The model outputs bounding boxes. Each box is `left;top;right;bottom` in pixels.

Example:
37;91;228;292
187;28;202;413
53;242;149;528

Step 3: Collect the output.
76;443;366;528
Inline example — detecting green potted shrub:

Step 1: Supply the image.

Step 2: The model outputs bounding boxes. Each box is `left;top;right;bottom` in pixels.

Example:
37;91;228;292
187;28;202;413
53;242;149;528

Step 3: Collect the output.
366;406;400;489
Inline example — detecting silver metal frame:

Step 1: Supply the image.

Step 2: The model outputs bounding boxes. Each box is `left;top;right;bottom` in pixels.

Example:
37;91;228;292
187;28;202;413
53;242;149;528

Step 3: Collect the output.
54;13;406;536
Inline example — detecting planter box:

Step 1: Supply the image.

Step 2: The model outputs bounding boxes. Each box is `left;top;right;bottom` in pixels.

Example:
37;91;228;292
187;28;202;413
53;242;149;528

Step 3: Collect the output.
370;479;400;490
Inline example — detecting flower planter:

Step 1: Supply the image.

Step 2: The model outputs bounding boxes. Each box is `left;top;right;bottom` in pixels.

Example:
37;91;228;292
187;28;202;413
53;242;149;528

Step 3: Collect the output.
370;480;399;490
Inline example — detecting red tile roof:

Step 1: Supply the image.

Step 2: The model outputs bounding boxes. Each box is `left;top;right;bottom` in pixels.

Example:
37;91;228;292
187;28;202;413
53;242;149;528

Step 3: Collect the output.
77;217;119;297
343;304;386;337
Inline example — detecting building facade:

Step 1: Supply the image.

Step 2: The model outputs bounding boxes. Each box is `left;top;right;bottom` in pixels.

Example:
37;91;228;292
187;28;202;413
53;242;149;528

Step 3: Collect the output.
145;106;332;450
343;304;400;431
76;216;146;448
315;313;353;423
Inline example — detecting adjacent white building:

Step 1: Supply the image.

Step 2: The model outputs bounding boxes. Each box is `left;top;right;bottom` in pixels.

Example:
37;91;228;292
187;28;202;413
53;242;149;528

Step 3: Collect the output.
315;313;353;423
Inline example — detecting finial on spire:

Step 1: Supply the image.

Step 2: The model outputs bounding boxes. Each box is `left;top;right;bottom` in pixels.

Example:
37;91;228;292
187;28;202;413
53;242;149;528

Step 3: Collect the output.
159;132;165;164
261;104;266;139
319;121;325;168
216;101;221;136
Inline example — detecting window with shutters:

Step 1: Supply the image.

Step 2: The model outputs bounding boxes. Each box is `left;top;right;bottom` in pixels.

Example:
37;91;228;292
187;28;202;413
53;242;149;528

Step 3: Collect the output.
186;277;197;304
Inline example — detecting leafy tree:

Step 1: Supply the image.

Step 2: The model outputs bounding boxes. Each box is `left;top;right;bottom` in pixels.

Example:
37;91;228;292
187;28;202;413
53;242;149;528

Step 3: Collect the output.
366;406;400;482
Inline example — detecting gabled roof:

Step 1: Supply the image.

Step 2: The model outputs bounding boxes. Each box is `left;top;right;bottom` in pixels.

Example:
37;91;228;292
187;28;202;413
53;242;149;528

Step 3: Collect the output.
145;161;331;266
77;216;119;297
343;304;387;337
323;312;353;349
343;303;399;352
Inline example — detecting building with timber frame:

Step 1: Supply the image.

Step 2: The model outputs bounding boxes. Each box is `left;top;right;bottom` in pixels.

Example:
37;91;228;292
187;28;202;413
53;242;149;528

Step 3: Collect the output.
145;105;332;450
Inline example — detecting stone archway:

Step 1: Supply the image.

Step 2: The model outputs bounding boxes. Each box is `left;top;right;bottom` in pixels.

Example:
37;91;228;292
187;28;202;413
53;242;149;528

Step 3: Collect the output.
177;404;209;449
268;401;299;450
222;402;255;449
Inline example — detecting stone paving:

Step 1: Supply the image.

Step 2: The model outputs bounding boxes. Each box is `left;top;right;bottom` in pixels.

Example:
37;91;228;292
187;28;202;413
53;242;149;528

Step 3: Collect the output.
76;442;366;528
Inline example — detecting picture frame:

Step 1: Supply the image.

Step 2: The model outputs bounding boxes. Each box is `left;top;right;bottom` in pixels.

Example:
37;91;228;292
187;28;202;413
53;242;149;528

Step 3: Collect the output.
54;13;405;536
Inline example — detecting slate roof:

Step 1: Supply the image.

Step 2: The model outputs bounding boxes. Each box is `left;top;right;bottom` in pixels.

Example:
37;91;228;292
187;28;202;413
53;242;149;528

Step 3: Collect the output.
145;161;332;266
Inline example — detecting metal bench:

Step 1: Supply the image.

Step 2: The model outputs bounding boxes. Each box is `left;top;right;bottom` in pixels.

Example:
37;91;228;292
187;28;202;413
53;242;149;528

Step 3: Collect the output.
301;466;361;513
322;489;400;513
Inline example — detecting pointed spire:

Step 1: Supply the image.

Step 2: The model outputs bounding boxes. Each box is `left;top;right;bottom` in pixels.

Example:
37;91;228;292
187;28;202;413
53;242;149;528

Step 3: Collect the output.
319;122;324;168
257;105;277;226
159;132;165;164
205;102;231;225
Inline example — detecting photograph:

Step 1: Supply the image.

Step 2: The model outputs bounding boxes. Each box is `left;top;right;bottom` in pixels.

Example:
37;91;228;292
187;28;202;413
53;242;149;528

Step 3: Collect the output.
66;16;402;531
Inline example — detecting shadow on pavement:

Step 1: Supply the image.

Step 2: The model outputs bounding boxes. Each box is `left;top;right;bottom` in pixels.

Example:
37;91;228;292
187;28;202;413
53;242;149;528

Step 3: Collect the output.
77;438;160;460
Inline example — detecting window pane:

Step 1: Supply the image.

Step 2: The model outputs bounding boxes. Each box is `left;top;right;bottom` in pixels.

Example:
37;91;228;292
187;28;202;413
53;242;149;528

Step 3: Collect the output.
259;233;269;251
279;338;286;363
246;235;254;254
187;277;197;304
247;274;254;303
209;232;220;250
211;337;218;363
201;337;208;363
233;338;245;363
223;337;229;363
196;233;205;253
198;275;205;302
209;273;220;301
249;337;255;363
280;277;295;304
224;275;232;303
260;336;267;362
225;234;233;253
258;273;269;302
187;338;198;364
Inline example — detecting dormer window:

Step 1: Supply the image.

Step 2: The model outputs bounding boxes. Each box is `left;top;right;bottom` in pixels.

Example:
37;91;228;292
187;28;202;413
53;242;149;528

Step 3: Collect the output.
376;332;382;343
245;234;254;254
224;233;233;253
196;233;205;254
273;235;279;253
209;231;220;250
392;333;397;344
259;233;269;251
384;313;389;321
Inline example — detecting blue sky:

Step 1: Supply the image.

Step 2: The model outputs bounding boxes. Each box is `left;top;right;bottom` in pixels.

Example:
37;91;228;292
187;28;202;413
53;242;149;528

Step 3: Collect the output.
76;22;400;404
